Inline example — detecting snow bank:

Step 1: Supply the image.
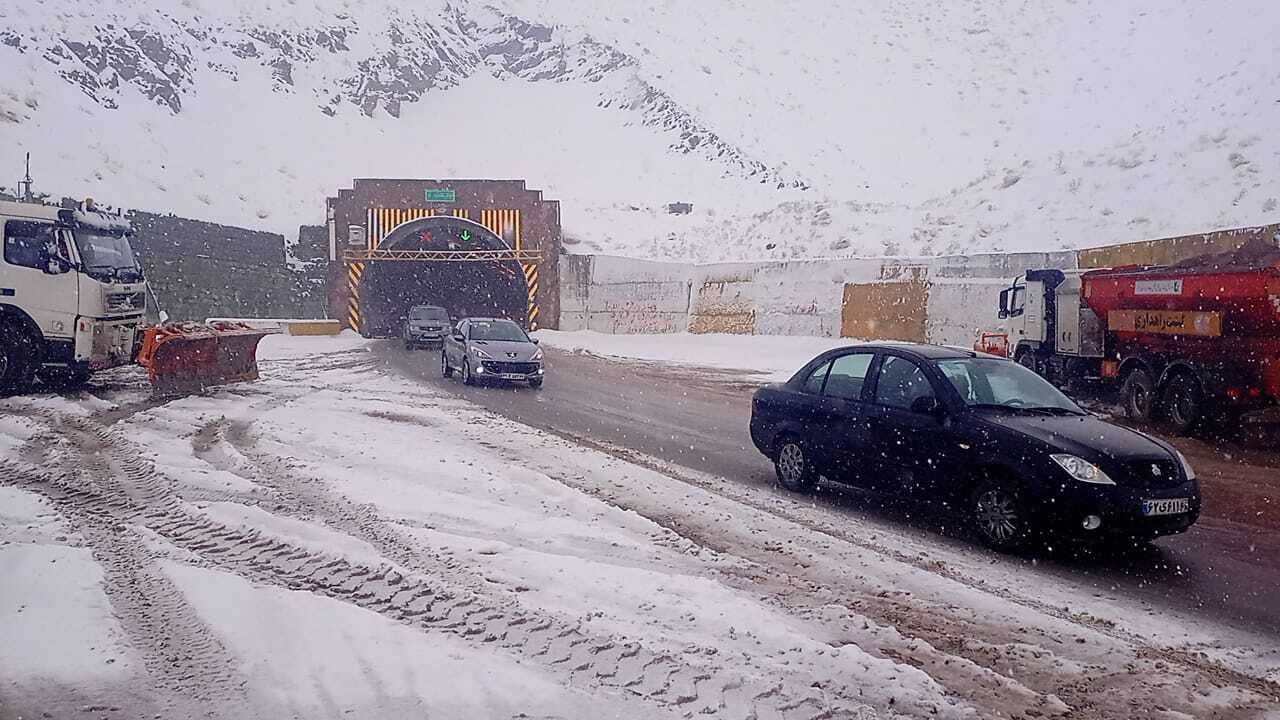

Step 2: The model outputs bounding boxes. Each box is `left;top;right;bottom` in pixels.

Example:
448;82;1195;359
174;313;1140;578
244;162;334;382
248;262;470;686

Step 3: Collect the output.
255;330;371;361
536;329;852;380
163;562;618;719
0;489;135;687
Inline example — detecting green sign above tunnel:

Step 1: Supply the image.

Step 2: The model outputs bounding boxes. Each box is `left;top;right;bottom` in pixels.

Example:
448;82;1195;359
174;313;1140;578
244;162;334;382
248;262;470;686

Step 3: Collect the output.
425;189;456;203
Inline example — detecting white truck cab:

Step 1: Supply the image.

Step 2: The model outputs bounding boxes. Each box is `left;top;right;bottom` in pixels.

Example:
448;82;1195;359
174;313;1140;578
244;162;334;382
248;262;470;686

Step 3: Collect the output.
0;199;147;391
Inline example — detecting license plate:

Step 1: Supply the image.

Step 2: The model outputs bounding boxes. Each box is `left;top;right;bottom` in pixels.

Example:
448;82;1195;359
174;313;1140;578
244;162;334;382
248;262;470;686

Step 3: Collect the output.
1142;498;1190;516
500;373;526;380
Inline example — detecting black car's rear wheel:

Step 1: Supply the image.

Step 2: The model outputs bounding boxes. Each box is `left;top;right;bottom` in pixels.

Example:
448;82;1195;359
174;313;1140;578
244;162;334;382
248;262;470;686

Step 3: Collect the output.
774;436;817;493
528;377;543;389
441;351;453;378
970;478;1033;553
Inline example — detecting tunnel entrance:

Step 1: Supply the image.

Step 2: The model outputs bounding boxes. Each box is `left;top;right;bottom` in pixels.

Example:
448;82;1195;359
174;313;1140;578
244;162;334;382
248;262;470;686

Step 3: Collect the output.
352;217;532;338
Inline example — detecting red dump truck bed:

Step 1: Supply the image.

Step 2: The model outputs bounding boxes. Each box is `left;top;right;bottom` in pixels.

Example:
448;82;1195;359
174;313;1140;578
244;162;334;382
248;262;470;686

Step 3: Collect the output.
1084;266;1280;337
1081;238;1280;407
1083;242;1280;337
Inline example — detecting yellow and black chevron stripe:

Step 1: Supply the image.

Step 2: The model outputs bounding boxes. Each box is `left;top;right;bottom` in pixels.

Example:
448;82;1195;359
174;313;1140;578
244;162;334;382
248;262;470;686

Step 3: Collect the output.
346;261;365;332
366;207;472;248
523;262;540;330
479;209;522;251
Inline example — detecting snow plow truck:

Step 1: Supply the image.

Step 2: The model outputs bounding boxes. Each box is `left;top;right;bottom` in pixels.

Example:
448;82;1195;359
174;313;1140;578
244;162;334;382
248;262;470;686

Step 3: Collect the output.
0;198;273;394
978;235;1280;434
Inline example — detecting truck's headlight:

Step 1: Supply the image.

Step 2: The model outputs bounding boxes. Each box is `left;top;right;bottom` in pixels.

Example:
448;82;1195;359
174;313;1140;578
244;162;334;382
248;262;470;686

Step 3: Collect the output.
1050;454;1115;485
1173;449;1196;481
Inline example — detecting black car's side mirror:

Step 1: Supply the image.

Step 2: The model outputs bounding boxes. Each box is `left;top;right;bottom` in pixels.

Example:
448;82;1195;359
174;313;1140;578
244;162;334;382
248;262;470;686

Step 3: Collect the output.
910;396;945;416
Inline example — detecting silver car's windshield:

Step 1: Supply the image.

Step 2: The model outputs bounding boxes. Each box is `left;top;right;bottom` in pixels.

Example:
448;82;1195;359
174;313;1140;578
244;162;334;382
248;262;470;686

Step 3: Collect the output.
938;358;1082;413
469;320;528;342
411;307;449;322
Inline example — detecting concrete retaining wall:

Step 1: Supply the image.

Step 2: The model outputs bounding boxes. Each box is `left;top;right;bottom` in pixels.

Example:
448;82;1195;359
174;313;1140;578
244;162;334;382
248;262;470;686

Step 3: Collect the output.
560;255;691;334
562;250;1078;343
559;223;1270;344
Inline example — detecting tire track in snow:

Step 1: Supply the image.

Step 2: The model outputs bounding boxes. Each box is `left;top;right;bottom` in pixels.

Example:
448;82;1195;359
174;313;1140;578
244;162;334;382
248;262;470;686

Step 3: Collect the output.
458;425;1280;718
6;404;904;720
0;420;244;716
192;415;908;720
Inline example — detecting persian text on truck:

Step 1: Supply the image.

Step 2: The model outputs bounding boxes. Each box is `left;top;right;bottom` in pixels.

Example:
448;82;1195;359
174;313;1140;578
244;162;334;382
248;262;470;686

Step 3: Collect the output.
977;237;1280;434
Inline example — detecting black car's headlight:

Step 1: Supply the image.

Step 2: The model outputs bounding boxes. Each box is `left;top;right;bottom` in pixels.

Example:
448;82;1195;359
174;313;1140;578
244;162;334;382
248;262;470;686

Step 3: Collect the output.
1173;449;1197;481
1050;454;1115;485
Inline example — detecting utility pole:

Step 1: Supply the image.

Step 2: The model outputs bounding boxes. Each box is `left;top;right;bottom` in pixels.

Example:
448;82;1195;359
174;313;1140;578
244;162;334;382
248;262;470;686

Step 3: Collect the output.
17;152;34;203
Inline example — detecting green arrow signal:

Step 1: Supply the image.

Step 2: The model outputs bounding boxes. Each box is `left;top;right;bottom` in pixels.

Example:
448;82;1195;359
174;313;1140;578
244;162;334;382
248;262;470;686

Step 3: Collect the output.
460;229;471;242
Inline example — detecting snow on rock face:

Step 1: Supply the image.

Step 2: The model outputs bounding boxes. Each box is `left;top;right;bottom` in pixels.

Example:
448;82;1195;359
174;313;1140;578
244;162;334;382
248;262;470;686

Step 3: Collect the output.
0;0;1276;261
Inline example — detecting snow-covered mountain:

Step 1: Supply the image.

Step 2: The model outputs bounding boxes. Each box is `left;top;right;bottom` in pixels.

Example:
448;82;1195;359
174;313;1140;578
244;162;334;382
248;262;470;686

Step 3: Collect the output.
1;0;1277;262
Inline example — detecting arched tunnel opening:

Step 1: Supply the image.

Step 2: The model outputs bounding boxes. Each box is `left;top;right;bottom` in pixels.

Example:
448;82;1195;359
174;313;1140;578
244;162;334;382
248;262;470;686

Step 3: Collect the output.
357;217;530;337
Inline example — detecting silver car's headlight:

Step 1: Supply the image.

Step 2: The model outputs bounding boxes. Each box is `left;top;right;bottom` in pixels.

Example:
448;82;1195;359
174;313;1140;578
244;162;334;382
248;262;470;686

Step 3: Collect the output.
470;346;491;359
1050;454;1115;485
532;347;544;361
1173;449;1197;481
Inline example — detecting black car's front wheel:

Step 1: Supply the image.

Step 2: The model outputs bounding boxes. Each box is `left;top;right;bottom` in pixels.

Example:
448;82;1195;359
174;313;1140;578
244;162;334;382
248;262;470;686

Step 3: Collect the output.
773;436;817;493
970;478;1033;553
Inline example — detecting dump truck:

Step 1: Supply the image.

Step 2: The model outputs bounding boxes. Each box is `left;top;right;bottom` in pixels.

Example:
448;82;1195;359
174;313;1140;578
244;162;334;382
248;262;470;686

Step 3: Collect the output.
1;198;273;394
981;236;1280;434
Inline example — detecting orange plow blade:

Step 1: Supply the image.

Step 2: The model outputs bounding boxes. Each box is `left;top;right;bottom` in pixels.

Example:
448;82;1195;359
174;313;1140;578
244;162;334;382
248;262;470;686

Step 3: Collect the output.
137;321;278;394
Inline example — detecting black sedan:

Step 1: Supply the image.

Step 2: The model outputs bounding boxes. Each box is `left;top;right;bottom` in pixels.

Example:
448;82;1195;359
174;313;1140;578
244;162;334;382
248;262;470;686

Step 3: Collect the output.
750;343;1201;552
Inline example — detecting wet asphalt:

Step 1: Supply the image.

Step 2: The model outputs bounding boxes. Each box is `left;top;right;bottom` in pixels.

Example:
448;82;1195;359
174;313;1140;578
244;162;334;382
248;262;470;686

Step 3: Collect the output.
379;341;1280;638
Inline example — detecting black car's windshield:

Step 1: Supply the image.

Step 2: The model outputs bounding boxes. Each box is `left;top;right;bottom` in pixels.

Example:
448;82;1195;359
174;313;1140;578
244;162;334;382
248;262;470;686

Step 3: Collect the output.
74;228;141;282
469;320;528;342
938;358;1083;413
410;307;449;322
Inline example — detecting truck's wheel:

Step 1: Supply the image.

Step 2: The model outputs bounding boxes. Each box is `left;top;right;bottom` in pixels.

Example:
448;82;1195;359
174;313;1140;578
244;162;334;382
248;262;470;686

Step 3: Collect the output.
1016;349;1038;375
1120;368;1156;421
1162;374;1204;436
0;320;39;394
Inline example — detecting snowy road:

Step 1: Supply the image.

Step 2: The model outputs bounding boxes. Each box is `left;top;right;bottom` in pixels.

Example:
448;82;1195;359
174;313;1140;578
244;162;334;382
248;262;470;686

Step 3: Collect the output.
2;336;1279;719
384;342;1280;640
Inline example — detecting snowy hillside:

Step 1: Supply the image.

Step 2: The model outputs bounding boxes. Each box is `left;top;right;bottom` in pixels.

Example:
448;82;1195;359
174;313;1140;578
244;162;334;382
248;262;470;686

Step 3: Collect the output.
0;0;1277;261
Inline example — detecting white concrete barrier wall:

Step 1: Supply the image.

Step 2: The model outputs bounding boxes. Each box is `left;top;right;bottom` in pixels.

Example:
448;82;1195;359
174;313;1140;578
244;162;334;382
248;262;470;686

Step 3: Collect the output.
690;259;888;336
561;255;691;334
560;250;1078;342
